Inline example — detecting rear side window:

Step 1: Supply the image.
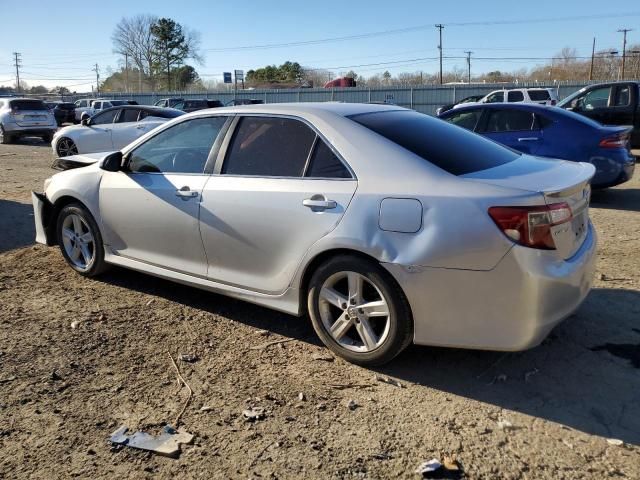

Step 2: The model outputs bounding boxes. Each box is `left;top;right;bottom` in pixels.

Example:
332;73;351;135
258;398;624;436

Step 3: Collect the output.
119;109;140;123
614;86;630;106
444;110;482;130
482;109;537;132
528;90;551;101
9;100;47;111
306;139;351;178
507;91;524;102
223;117;316;177
350;110;518;175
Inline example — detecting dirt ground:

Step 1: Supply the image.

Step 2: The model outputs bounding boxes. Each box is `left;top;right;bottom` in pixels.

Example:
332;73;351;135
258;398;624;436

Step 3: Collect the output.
0;138;639;479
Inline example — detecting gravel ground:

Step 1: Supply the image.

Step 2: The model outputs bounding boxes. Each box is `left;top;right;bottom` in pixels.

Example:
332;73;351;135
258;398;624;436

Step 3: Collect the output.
0;138;639;479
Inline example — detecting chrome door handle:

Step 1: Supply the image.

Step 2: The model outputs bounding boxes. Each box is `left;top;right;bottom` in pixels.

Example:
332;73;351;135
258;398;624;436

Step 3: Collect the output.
517;137;539;141
303;197;337;211
175;187;199;198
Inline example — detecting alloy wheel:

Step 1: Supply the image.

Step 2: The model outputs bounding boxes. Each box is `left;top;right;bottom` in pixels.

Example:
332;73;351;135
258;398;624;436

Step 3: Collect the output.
57;138;78;157
61;213;95;271
318;271;391;353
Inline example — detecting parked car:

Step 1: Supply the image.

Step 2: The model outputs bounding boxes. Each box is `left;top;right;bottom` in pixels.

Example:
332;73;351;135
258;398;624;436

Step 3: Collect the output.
453;88;559;110
52;105;184;157
153;98;184;108
225;99;264;106
0;98;57;144
173;99;223;112
439;103;635;188
46;101;76;126
74;98;95;122
435;95;484;115
33;103;596;366
324;77;357;88
557;81;640;149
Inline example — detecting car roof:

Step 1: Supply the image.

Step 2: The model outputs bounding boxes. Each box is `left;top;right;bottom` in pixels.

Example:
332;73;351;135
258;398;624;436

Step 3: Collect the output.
184;102;405;118
443;102;554;113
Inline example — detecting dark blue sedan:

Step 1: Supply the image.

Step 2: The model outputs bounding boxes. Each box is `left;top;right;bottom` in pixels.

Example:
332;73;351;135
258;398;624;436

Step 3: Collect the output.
438;103;635;188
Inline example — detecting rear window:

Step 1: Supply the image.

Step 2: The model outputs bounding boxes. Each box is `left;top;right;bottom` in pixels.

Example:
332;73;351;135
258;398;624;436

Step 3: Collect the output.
527;90;551;101
349;110;519;175
9;100;47;111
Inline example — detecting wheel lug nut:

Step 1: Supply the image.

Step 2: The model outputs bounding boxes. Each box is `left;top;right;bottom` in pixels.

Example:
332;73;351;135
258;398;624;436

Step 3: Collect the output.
342;303;347;309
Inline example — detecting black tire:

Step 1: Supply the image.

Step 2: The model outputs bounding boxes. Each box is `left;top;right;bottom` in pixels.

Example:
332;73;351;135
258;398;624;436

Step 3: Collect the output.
56;137;78;157
307;255;413;366
56;203;109;277
0;126;13;144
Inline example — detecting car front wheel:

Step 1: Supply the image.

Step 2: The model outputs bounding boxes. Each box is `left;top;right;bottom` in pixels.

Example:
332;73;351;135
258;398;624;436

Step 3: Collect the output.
307;255;413;366
56;203;108;277
0;126;13;144
56;137;78;157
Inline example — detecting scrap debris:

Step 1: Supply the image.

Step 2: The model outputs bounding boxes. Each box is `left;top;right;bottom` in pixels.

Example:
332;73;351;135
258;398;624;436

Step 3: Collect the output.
243;406;266;421
167;352;193;427
110;425;193;458
374;374;405;388
415;456;463;478
249;339;294;351
179;353;199;363
606;438;624;446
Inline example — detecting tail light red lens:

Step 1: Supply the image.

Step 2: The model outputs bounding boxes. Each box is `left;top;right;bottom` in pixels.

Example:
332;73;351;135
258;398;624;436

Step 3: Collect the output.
488;203;572;250
599;133;629;149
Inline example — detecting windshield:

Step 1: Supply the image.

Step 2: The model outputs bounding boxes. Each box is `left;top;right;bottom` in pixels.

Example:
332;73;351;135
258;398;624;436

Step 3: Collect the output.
349;110;519;176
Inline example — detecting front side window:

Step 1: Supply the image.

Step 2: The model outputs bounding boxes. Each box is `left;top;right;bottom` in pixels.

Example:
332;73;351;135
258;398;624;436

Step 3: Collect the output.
582;86;611;110
222;117;316;177
91;109;119;125
128;116;227;174
350;110;518;176
485;92;504;103
444;110;482;131
482;109;537;132
507;91;524;102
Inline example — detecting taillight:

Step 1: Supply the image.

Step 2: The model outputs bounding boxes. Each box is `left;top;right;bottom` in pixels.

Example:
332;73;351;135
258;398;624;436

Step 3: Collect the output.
599;133;629;149
488;203;572;250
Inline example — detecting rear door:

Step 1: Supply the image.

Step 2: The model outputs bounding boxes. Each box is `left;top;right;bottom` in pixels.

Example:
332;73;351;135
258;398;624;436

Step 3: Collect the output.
608;83;636;127
478;108;543;154
507;90;525;103
110;108;145;149
199;115;357;294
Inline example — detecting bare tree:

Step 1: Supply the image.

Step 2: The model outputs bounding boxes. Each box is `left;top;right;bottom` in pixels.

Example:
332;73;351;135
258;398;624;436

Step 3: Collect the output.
111;14;158;90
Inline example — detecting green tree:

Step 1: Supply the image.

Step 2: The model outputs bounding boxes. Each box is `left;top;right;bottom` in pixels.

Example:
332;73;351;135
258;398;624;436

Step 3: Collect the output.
174;65;199;89
150;18;201;90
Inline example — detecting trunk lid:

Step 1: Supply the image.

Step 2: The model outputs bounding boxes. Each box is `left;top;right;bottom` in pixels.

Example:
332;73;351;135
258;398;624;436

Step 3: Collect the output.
463;155;595;259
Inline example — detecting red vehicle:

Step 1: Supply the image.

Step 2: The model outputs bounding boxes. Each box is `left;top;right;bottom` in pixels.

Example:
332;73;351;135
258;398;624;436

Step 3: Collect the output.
324;77;356;88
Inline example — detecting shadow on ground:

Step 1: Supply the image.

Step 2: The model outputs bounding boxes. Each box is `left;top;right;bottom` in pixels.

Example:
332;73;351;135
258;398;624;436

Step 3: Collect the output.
97;264;640;445
591;188;640;213
8;136;51;147
0;199;35;253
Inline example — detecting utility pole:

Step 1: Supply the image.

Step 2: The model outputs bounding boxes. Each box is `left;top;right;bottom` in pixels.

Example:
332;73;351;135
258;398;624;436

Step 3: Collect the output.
124;53;129;93
92;63;100;96
465;51;472;84
12;52;21;93
617;28;633;80
589;37;596;81
435;24;444;85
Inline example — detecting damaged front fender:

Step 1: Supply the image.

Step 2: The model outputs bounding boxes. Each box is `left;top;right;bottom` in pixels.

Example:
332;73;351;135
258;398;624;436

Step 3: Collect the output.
31;191;56;246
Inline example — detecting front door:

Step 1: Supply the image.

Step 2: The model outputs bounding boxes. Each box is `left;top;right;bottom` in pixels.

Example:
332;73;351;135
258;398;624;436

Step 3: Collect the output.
575;85;613;124
99;116;229;276
84;108;120;152
200;115;357;294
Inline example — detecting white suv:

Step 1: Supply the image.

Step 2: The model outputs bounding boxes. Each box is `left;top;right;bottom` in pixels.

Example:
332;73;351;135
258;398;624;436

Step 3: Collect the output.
453;88;559;109
0;98;57;144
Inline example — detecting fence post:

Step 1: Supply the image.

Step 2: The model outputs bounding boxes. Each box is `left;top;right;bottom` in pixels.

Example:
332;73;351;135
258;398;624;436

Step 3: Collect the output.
410;88;413;109
298;90;301;103
264;91;268;104
368;88;371;103
331;89;335;101
453;85;456;102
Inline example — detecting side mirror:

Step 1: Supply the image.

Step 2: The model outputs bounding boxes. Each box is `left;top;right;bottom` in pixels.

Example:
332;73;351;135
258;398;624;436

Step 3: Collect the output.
100;151;123;172
81;112;91;126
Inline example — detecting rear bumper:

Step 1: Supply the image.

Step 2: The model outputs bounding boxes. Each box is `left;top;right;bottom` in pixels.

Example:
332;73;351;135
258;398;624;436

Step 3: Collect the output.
590;152;636;188
4;125;56;136
383;223;597;351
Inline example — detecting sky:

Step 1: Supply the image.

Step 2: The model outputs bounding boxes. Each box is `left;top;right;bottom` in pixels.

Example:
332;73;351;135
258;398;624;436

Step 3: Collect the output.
0;0;638;91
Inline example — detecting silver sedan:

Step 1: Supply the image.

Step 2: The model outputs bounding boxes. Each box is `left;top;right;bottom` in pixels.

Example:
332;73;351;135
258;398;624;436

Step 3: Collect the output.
32;103;597;365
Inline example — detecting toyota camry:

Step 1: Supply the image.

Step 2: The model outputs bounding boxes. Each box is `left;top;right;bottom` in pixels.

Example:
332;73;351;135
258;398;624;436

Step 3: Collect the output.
32;103;597;366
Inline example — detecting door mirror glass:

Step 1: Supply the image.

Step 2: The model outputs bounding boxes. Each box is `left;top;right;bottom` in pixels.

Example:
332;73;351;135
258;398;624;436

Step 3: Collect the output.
100;151;123;172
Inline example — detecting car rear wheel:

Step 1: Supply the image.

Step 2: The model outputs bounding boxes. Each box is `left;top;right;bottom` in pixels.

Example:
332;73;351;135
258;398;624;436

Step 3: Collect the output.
56;203;108;277
56;137;78;157
0;126;13;144
307;255;413;366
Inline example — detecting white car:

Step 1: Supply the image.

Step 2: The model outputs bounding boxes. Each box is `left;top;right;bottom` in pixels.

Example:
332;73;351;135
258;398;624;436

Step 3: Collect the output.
453;88;559;109
53;105;184;157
